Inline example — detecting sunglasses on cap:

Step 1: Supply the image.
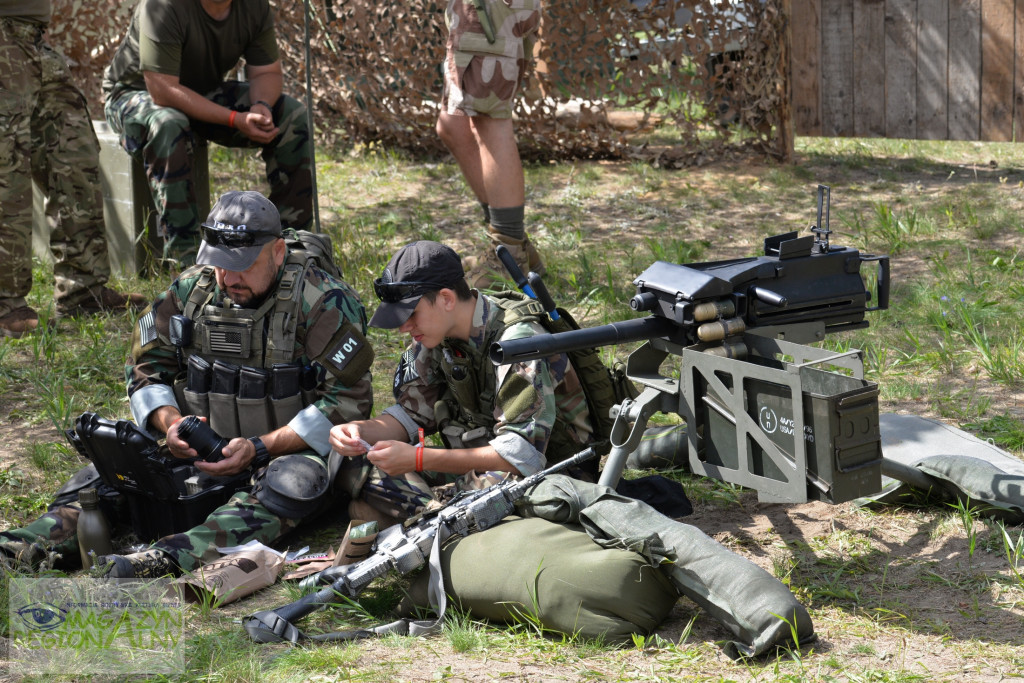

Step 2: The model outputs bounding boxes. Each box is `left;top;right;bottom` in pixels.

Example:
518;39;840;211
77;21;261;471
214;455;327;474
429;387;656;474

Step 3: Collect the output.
200;224;276;248
372;279;440;303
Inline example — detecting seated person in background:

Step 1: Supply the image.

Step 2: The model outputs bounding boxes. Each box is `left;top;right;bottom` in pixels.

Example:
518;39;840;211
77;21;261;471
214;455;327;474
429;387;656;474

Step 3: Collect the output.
330;240;597;526
0;191;373;578
101;0;313;266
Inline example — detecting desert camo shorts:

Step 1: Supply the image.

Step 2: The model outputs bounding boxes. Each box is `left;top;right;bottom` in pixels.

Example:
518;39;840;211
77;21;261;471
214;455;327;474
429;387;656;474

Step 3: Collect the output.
441;0;541;118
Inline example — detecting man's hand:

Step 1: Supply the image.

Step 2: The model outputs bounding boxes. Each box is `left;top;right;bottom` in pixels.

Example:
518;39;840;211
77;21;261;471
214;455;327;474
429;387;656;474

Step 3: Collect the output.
329;423;372;456
362;441;414;476
164;414;200;459
195;437;255;476
236;107;279;145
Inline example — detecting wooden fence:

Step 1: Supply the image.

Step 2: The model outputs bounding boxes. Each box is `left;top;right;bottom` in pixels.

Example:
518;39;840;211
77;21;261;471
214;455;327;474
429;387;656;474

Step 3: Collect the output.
791;0;1024;141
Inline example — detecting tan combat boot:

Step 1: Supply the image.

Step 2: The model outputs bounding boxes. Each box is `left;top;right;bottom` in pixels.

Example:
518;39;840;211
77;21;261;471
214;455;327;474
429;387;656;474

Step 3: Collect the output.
0;306;39;338
463;227;546;290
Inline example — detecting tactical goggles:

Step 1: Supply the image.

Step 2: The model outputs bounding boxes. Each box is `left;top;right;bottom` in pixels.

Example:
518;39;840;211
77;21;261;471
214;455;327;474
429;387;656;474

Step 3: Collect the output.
372;279;439;303
200;224;276;248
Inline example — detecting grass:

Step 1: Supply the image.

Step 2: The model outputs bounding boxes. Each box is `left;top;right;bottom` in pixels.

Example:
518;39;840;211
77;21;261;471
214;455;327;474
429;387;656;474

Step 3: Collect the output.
2;135;1024;679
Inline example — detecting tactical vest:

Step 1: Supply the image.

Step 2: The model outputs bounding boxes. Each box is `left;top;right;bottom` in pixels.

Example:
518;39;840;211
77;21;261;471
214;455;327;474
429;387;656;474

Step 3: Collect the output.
432;292;634;469
172;250;319;440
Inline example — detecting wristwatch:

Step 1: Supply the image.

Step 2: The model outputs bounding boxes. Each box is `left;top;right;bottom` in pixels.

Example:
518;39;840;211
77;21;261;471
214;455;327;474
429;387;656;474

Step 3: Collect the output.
248;436;271;469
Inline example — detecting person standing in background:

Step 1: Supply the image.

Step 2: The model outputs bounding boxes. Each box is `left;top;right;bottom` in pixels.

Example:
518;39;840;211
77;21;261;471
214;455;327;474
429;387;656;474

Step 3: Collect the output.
0;0;145;338
435;0;546;287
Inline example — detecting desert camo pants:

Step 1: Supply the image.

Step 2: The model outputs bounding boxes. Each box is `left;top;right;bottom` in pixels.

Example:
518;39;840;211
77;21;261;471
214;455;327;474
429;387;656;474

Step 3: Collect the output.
0;18;111;317
103;81;313;254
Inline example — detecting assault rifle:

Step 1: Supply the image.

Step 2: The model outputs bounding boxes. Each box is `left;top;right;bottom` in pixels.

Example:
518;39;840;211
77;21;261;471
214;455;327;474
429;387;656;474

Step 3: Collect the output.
243;447;596;643
492;186;891;505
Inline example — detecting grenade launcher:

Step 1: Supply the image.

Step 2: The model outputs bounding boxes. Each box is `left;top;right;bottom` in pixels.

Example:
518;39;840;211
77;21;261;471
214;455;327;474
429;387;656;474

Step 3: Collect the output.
491;186;892;504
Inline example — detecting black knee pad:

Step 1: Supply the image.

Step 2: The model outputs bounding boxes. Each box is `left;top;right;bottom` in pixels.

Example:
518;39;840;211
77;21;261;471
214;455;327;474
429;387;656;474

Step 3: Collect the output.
253;455;331;519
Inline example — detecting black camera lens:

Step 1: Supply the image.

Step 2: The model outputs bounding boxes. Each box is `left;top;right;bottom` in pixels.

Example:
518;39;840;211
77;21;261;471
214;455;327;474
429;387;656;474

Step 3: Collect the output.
176;416;228;462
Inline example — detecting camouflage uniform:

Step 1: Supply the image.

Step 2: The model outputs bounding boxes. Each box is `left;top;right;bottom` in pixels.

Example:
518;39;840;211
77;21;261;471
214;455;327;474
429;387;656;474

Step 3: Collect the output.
0;6;112;318
101;0;313;257
1;252;373;572
350;293;594;520
441;0;541;119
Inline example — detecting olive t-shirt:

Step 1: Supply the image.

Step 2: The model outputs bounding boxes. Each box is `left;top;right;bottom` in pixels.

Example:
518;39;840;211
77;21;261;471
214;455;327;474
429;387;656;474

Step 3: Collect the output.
102;0;279;98
0;0;50;23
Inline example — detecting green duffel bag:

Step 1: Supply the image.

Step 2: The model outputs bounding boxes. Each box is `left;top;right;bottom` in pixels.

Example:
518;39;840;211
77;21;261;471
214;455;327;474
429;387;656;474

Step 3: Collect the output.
439;515;679;644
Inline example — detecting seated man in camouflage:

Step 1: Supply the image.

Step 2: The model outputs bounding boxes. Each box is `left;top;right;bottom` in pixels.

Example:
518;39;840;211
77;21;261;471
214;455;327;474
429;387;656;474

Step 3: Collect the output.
329;240;597;524
0;191;374;577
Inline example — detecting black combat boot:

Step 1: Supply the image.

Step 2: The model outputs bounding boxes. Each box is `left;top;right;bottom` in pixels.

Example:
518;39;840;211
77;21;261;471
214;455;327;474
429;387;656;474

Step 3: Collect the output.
96;549;177;578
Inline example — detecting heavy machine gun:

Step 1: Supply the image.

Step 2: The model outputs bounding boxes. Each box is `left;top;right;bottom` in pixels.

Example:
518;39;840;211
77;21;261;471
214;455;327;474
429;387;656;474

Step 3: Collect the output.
492;186;892;504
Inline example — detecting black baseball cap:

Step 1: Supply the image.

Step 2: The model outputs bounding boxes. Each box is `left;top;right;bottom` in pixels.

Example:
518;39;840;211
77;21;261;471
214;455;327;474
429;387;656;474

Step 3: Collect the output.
368;241;465;328
196;191;283;271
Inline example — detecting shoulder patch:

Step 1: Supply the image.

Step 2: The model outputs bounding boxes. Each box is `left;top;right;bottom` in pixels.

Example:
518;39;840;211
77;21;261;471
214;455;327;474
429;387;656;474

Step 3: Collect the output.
137;310;158;348
392;347;419;400
314;321;374;386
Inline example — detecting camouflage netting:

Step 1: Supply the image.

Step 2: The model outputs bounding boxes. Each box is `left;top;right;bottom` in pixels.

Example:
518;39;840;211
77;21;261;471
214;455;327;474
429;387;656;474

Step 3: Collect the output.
50;0;789;164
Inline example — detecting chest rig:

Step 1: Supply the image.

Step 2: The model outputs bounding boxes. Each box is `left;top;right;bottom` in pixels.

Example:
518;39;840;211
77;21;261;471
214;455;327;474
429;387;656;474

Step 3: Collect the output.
432;293;584;464
173;253;315;439
182;252;310;367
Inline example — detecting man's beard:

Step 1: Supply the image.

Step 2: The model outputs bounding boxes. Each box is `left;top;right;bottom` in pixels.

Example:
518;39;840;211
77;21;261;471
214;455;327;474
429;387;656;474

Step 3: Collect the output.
227;282;273;308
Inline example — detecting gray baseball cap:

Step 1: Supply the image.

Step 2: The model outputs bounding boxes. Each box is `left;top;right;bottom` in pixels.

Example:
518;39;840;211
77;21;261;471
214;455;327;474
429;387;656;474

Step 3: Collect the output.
368;241;465;328
196;191;283;271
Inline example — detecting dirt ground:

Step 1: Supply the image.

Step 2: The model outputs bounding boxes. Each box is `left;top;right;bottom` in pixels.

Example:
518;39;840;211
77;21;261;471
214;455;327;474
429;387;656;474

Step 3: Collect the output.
2;150;1024;680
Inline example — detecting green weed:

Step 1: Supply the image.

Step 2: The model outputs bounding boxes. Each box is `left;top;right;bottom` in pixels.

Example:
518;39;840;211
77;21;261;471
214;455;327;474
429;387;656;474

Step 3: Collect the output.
963;414;1024;452
996;521;1024;590
444;608;486;653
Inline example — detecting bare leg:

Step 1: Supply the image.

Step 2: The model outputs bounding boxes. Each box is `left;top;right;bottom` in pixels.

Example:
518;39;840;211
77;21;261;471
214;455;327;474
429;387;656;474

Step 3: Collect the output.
436;113;523;209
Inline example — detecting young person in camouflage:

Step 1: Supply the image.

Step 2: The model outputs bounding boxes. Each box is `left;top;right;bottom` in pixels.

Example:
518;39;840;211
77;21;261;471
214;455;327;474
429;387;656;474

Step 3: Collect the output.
329;241;595;525
0;0;145;337
435;0;546;287
0;191;374;578
101;0;313;266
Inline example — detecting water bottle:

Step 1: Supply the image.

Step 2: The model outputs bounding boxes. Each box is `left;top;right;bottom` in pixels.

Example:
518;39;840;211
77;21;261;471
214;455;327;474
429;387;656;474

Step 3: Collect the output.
77;487;113;569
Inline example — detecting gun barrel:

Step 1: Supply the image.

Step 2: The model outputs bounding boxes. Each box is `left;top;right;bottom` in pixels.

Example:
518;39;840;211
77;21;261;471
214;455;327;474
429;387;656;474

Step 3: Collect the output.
489;316;676;365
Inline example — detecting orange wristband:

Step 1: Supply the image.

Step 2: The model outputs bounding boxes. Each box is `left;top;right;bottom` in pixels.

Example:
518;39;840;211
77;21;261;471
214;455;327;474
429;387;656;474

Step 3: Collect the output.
415;428;425;472
228;110;237;128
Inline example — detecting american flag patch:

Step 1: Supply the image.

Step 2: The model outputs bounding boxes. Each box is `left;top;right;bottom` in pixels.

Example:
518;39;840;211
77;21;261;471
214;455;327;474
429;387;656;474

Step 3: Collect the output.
137;310;157;346
209;329;244;354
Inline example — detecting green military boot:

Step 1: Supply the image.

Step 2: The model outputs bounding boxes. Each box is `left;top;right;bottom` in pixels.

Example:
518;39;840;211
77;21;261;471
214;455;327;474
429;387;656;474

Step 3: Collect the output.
97;548;177;578
463;227;546;290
